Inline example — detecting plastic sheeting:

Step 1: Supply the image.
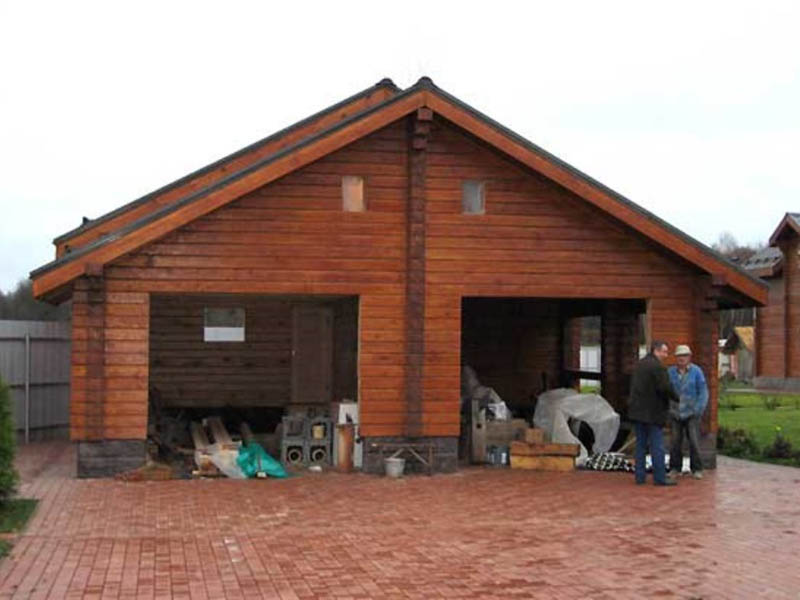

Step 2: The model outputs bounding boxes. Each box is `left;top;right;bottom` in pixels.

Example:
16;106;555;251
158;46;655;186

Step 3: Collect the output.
461;365;509;420
533;388;620;465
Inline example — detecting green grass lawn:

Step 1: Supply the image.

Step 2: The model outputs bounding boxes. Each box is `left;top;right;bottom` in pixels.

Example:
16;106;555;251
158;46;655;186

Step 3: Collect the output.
0;499;38;559
718;393;800;464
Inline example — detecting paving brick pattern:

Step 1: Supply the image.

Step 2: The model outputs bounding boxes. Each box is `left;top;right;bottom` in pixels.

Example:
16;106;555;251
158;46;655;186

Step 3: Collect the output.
1;443;799;599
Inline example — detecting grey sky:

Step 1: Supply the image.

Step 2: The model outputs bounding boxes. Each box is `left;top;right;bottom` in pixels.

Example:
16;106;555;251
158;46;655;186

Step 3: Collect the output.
1;1;798;293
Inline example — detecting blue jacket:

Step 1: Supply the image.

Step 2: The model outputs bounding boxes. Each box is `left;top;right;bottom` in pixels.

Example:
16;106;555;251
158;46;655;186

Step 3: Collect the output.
668;364;708;420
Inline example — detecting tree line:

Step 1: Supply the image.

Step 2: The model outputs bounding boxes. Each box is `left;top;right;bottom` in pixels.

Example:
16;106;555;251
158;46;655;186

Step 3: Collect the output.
0;280;70;321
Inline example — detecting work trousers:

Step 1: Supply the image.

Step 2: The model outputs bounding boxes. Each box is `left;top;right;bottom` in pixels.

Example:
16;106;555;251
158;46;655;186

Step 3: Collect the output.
669;416;703;474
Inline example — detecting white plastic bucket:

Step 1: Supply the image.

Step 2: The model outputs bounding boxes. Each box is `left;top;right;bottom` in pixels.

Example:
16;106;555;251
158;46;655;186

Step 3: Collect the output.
384;457;405;478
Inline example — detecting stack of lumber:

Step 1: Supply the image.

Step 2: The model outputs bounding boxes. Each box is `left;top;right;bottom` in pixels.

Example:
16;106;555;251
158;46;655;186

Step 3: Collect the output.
510;428;579;471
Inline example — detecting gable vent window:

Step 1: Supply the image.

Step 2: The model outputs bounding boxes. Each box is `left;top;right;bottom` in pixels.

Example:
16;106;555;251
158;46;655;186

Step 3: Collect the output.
462;180;486;215
342;176;365;212
204;307;245;342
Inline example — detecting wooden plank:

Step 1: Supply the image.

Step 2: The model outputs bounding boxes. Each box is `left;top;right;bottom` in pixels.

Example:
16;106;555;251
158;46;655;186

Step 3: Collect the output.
510;455;575;471
524;428;546;444
510;441;580;457
205;417;234;447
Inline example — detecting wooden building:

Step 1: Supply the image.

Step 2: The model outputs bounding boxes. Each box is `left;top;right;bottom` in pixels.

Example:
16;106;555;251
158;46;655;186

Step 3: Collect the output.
31;77;767;476
744;214;800;390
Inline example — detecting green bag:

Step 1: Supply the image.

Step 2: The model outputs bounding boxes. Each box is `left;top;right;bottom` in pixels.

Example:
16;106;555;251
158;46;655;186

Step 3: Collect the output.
237;442;288;478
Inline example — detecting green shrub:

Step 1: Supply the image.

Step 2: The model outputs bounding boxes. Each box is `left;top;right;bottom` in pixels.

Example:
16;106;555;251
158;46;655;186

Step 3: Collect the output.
717;426;759;458
763;396;781;411
0;377;18;501
763;427;794;460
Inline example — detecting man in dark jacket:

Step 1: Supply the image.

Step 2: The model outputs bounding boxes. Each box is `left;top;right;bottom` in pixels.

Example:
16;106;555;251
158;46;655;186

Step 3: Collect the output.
628;341;680;486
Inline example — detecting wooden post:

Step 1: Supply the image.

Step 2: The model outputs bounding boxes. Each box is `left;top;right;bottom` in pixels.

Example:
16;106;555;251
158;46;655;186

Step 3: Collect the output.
81;271;106;441
24;332;30;444
601;301;639;413
405;107;432;437
695;277;720;434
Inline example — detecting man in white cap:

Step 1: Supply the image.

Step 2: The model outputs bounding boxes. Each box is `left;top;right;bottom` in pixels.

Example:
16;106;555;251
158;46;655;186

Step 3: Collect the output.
668;345;708;480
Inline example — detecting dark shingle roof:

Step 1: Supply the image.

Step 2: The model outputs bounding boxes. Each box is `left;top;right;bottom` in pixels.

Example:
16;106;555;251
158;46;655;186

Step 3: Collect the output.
742;246;782;279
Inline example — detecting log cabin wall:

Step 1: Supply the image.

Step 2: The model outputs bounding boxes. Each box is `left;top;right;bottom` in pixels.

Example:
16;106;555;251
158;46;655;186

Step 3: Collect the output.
69;109;730;474
460;298;561;408
784;237;800;377
755;277;785;379
149;295;293;408
73;119;411;447
422;117;704;439
148;294;358;410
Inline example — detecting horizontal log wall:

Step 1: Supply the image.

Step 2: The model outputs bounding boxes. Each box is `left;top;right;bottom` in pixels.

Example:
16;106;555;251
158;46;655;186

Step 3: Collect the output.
90;120;410;439
756;277;785;378
423;118;700;437
71;111;721;442
149;295;357;409
461;298;561;407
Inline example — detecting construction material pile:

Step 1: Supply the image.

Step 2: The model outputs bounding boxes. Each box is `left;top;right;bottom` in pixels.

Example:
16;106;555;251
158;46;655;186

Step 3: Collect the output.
533;388;620;466
510;427;579;471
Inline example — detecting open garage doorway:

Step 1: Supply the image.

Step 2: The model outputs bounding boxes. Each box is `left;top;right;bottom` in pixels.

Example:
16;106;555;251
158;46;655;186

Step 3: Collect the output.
147;293;359;470
459;297;647;462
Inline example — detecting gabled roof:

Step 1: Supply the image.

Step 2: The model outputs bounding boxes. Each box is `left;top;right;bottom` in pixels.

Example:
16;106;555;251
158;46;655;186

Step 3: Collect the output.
31;77;768;305
742;246;782;279
768;212;800;246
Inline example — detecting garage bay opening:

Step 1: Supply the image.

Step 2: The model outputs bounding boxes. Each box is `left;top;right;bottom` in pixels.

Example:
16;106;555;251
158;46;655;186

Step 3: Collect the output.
147;294;359;475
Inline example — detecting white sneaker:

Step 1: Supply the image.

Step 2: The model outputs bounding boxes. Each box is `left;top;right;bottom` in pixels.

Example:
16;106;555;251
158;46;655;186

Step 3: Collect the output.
692;471;704;480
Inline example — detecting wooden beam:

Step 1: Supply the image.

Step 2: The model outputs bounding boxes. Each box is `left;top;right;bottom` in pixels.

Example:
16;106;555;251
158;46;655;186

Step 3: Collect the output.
405;108;431;437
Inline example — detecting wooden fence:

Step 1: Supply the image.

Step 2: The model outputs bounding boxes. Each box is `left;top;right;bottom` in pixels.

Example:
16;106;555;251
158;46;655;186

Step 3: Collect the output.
0;320;70;442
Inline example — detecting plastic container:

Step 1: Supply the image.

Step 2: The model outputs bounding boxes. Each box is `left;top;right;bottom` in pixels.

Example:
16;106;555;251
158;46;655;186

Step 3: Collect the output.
384;457;405;478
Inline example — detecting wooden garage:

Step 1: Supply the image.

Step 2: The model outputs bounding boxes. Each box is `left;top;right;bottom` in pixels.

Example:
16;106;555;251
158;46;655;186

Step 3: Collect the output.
30;77;767;476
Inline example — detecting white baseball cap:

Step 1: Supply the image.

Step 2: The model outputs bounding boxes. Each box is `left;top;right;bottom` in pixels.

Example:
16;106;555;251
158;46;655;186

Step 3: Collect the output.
675;344;692;356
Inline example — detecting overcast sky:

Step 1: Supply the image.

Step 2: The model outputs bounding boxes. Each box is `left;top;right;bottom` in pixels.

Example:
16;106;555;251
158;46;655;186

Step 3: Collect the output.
1;1;798;293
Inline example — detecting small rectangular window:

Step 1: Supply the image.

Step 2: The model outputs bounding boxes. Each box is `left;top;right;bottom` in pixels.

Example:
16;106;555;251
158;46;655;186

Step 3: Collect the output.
462;181;485;214
204;307;245;342
342;176;365;212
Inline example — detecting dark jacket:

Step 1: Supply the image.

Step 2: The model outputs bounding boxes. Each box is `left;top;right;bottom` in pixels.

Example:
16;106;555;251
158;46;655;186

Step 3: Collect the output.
628;353;679;426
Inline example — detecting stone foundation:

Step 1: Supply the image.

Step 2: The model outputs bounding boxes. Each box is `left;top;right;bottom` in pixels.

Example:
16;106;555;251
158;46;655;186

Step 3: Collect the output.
361;436;458;474
77;440;146;478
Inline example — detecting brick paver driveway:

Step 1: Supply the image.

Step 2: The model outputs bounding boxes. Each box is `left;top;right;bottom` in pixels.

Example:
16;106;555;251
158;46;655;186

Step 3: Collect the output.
1;443;799;599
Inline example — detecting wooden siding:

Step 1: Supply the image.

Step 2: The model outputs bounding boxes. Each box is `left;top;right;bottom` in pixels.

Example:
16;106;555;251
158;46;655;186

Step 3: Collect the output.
421;118;702;437
75;120;409;439
148;295;357;409
461;298;561;407
756;277;785;378
69;112;723;442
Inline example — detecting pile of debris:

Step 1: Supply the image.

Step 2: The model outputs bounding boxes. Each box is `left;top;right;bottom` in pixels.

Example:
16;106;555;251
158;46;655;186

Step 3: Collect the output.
191;417;287;479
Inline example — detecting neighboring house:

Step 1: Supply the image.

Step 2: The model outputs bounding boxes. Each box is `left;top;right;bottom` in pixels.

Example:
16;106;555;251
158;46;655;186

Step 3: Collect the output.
744;214;800;390
720;326;755;382
30;77;766;476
